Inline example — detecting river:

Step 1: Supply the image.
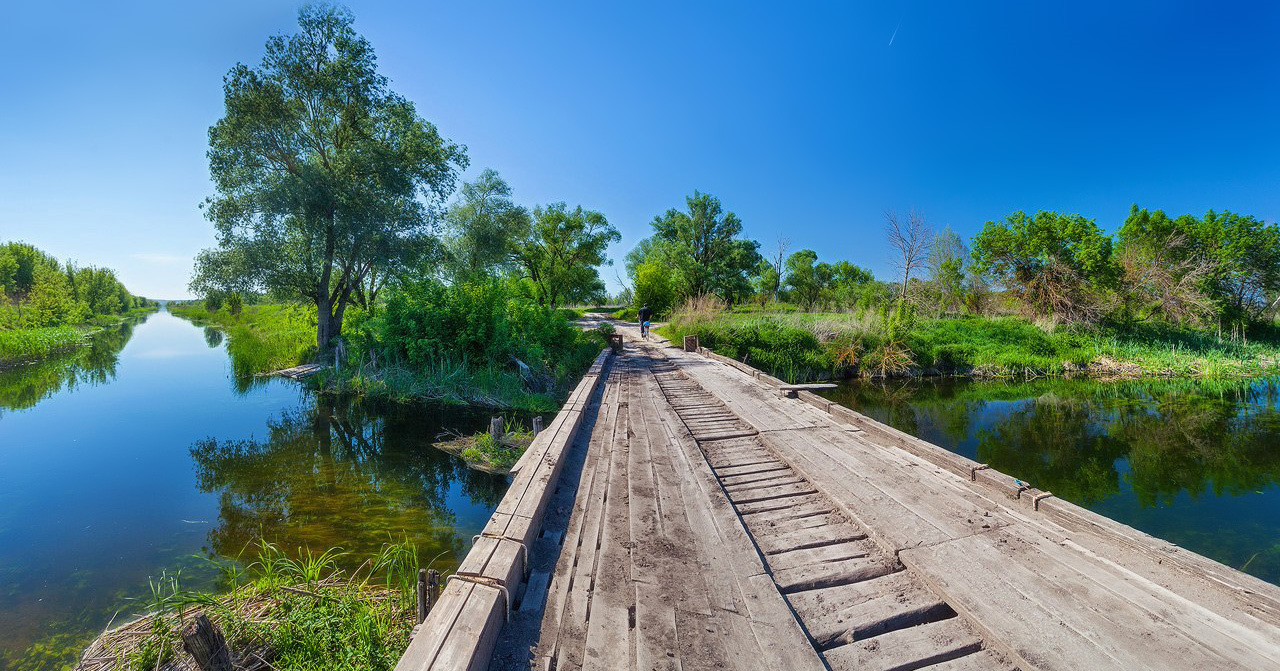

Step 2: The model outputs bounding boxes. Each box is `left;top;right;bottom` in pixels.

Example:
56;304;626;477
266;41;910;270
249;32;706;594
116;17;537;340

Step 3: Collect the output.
0;309;509;670
819;376;1280;587
6;312;1280;669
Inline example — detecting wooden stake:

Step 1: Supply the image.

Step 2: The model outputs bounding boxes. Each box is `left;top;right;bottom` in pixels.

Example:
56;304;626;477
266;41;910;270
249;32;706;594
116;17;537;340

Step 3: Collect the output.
181;613;232;671
490;416;504;441
427;569;441;612
533;416;544;434
417;569;428;623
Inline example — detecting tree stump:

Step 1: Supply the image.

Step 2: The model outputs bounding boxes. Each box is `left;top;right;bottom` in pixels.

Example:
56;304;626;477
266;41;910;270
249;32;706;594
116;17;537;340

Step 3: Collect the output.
490;416;504;441
182;613;233;671
684;334;699;352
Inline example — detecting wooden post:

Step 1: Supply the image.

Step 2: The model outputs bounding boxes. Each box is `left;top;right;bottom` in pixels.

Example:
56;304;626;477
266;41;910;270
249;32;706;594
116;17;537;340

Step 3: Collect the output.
490;416;504;441
427;569;441;612
533;416;544;434
684;334;699;352
608;333;623;354
417;569;428;623
181;613;232;671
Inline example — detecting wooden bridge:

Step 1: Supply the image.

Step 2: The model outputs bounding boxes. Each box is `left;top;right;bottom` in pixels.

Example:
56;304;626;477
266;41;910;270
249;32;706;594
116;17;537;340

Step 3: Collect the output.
397;327;1280;671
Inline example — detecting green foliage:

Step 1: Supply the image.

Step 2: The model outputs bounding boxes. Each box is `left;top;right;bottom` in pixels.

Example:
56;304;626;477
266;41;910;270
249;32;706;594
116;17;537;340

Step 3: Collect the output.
195;5;467;350
0;240;146;343
443;168;530;280
171;303;316;381
1120;204;1280;326
971;210;1116;322
511;202;618;308
341;279;603;409
641;191;761;303
116;541;426;671
0;326;84;365
633;260;677;317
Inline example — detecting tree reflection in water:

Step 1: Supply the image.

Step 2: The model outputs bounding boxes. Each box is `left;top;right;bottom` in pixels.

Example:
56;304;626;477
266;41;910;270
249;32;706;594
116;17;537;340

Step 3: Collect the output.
821;376;1280;584
189;397;508;569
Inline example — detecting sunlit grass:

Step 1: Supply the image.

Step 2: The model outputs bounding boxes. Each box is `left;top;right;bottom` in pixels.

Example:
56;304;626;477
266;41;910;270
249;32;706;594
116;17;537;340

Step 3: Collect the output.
0;326;86;365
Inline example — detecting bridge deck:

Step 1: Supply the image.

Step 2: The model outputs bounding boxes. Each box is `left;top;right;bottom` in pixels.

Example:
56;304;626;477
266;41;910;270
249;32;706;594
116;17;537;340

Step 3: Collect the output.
403;329;1280;671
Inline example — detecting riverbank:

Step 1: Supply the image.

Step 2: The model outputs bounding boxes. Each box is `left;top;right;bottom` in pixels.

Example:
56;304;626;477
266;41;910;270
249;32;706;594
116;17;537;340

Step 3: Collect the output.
169;301;609;412
0;307;158;368
658;310;1280;383
78;541;424;671
168;303;315;379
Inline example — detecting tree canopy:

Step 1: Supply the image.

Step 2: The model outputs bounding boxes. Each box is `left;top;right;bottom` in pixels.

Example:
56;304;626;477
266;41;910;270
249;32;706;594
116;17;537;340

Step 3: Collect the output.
193;5;467;349
971;210;1116;323
647;191;761;302
512;203;618;308
442;168;530;281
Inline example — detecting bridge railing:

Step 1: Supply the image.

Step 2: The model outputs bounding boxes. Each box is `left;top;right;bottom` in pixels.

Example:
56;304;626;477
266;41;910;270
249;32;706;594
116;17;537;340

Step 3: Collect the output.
394;348;611;671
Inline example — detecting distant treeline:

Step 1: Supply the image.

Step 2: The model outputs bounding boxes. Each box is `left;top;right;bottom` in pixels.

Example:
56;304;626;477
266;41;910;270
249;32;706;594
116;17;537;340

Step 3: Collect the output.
628;202;1280;335
0;241;153;330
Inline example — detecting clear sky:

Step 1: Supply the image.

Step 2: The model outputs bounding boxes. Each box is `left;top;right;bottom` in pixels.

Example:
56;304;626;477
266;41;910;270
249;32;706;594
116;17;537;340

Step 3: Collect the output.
2;1;1278;299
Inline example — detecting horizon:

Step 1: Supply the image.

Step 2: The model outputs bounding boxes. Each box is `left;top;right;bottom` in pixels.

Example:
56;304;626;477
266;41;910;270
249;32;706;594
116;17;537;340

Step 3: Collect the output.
3;1;1279;299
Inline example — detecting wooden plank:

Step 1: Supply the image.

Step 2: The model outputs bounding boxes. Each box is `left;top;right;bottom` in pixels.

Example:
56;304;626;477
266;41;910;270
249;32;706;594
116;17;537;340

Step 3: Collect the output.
730;481;819;506
821;617;983;671
921;648;1019;671
758;427;994;553
628;375;681;671
428;583;506;671
716;462;791;479
723;473;807;494
786;571;945;647
899;526;1280;670
772;556;898;594
740;500;835;525
649;363;827;671
394;581;474;671
765;539;878;572
554;375;623;670
535;380;614;664
755;523;868;556
582;369;634;671
734;492;829;516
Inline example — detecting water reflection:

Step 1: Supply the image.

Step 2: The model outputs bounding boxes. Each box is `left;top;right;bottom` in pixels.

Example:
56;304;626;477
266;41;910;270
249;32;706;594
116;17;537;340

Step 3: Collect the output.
0;318;141;414
821;377;1280;585
190;398;507;565
0;310;510;670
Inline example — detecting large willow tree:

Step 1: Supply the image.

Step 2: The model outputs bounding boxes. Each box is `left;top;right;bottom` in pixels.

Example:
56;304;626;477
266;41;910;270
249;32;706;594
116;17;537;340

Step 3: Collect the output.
194;6;467;350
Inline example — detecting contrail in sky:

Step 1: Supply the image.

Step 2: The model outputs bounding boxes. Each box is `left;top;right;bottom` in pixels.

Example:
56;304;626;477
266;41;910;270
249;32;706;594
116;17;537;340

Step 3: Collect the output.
889;21;901;46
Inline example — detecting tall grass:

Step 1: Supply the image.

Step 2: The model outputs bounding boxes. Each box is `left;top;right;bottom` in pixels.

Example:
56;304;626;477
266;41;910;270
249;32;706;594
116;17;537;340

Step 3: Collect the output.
87;539;431;671
660;304;1280;381
0;326;85;365
171;303;316;377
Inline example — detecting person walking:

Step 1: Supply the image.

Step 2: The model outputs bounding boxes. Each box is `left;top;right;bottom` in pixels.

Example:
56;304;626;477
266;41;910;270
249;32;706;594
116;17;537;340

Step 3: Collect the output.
637;304;652;339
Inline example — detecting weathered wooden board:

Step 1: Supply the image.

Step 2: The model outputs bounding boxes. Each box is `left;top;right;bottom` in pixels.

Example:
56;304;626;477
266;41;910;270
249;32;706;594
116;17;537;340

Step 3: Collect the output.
900;525;1280;670
822;617;983;671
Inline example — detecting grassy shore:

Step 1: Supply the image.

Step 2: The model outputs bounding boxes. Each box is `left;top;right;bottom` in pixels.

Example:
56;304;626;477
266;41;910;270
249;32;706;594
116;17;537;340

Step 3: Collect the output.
659;309;1280;383
169;302;317;378
0;306;158;367
79;541;425;671
170;302;606;411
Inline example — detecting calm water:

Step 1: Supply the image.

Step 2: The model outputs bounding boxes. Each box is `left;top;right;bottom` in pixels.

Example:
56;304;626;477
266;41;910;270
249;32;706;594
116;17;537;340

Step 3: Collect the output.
820;377;1280;586
0;309;508;670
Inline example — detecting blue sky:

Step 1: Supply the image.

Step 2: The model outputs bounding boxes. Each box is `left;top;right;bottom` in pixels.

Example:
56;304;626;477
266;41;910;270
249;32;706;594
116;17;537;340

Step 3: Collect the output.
2;1;1278;298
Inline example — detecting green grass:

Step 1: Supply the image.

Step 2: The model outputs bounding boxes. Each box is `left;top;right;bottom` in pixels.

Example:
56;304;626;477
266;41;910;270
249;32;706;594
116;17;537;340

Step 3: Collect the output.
0;326;85;365
660;309;1280;382
92;539;429;671
171;303;317;377
328;355;563;411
